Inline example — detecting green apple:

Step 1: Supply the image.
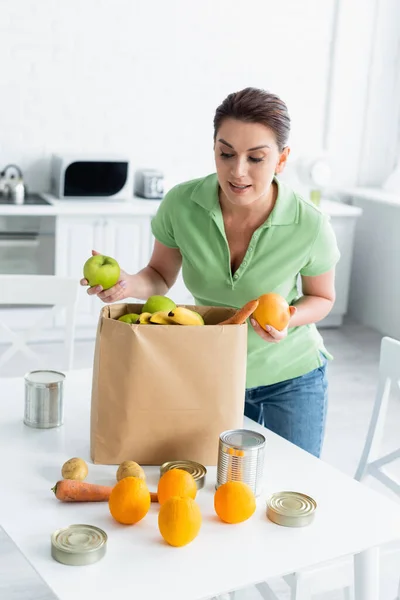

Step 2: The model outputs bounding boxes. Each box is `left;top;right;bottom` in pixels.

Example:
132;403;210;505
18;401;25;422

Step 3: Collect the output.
83;255;120;290
141;295;176;314
118;313;140;324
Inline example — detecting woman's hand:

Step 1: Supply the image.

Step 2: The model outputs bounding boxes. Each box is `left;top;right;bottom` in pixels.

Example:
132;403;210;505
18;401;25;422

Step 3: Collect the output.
80;250;130;304
250;306;297;343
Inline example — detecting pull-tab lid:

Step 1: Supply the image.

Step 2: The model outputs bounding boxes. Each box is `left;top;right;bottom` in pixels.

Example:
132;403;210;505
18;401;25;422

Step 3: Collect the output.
220;429;266;450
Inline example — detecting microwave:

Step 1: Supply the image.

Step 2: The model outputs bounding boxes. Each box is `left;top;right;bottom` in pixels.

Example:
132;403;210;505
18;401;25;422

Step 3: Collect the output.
50;154;134;200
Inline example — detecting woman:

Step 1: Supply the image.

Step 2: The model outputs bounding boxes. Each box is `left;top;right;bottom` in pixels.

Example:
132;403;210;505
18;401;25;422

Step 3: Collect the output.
81;87;340;458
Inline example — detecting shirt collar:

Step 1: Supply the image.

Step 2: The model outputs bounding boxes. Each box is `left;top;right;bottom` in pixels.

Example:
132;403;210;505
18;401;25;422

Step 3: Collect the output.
191;173;298;226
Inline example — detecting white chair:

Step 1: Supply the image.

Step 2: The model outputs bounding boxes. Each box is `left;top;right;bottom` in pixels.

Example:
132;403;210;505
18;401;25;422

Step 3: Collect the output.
355;335;400;600
0;275;80;371
355;336;400;492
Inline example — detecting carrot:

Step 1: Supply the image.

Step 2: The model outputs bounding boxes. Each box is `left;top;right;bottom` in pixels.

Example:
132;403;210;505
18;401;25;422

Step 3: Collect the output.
52;480;112;502
52;480;159;503
219;299;259;325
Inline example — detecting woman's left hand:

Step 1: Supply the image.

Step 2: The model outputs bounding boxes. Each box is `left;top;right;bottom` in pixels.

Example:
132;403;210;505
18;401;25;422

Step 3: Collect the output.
250;306;297;343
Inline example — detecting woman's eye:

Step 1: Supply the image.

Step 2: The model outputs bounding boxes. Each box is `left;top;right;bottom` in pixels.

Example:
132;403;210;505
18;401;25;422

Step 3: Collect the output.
220;151;234;159
249;157;264;163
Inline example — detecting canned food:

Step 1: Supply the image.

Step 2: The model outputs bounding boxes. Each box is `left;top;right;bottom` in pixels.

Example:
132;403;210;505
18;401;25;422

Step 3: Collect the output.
266;491;317;527
51;524;107;566
216;429;266;496
160;460;207;490
24;370;65;429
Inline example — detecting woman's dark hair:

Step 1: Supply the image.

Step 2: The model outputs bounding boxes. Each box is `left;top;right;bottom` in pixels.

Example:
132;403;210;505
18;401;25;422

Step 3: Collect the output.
213;87;291;152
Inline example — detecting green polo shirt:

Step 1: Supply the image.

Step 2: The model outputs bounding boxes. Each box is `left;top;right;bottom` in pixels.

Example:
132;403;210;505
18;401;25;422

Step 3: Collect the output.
151;173;340;388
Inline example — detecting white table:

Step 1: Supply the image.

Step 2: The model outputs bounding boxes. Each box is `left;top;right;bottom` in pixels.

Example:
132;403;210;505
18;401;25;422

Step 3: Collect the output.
2;368;400;600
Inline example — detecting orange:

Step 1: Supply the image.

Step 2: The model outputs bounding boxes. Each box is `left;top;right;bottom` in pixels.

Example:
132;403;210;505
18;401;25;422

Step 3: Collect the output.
253;293;291;331
158;496;202;547
214;481;256;524
108;476;150;525
157;468;197;505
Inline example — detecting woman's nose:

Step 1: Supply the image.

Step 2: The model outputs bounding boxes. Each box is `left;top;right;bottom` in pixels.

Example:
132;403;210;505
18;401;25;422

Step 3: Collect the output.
231;157;248;179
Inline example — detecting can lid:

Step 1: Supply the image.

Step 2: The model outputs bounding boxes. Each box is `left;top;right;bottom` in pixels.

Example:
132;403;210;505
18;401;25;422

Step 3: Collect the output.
51;524;107;566
267;491;317;527
220;429;266;450
25;370;65;385
160;460;207;489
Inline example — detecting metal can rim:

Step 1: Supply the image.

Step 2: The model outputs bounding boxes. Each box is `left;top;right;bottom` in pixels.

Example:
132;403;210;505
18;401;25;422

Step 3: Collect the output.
266;491;317;526
25;369;66;387
219;428;266;450
51;524;107;556
159;460;207;489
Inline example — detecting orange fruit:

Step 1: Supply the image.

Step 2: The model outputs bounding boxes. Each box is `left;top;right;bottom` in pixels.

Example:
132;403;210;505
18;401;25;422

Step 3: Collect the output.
214;481;256;524
253;293;291;331
157;468;197;505
109;476;150;525
158;496;202;547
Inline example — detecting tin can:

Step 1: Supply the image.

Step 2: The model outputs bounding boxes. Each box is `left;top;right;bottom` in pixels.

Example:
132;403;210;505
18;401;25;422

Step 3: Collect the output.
216;429;266;496
160;460;207;490
51;524;107;566
266;491;317;527
24;370;65;429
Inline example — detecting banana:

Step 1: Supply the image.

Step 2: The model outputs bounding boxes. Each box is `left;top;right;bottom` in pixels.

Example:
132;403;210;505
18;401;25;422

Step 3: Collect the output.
168;306;204;326
138;312;152;324
149;311;176;325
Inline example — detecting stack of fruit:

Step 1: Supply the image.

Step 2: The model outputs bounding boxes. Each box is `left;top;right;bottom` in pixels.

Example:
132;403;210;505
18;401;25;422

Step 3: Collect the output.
53;457;257;548
118;295;205;326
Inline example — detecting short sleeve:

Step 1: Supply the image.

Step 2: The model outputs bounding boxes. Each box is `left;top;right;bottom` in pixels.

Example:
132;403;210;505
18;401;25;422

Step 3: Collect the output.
150;188;179;249
300;214;340;277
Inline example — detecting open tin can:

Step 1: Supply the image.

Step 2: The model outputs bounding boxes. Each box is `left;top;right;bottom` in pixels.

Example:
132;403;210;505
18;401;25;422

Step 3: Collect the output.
216;429;266;496
266;491;317;527
24;370;65;429
51;524;107;566
160;460;207;490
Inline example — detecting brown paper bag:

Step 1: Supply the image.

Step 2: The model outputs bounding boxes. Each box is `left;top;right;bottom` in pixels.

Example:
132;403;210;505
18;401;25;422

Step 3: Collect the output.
90;303;248;466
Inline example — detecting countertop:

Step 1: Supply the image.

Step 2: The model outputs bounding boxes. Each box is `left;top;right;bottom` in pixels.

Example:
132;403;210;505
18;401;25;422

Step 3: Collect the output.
0;193;362;218
0;193;162;217
329;185;400;207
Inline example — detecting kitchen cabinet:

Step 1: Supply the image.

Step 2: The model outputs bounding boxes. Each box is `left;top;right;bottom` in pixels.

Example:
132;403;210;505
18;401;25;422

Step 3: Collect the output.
55;216;155;329
0;196;359;342
316;200;363;327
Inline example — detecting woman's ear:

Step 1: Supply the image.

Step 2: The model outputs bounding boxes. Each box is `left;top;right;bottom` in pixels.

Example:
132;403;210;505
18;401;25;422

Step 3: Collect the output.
275;146;290;174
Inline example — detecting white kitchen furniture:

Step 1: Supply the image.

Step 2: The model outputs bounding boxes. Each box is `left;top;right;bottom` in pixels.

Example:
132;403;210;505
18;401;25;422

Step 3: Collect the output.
2;369;400;600
0;275;79;372
332;186;400;339
355;336;400;492
307;198;362;328
0;193;362;341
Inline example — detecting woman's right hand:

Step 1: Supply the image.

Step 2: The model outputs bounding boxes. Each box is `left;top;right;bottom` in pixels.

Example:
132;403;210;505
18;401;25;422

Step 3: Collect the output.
80;250;131;304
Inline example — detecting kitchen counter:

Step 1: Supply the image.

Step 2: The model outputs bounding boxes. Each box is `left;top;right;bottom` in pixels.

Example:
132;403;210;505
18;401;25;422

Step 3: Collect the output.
0;194;362;218
329;185;400;207
0;194;162;217
0;192;362;338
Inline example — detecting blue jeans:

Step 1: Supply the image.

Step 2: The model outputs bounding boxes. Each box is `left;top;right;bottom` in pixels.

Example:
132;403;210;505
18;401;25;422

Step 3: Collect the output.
244;356;328;458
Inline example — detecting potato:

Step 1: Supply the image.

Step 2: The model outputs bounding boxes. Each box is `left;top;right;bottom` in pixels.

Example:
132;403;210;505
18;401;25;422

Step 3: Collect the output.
61;457;88;481
116;461;146;482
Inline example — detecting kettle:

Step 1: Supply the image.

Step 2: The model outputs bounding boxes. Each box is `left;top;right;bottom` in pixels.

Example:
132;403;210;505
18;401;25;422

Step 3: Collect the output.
0;164;26;204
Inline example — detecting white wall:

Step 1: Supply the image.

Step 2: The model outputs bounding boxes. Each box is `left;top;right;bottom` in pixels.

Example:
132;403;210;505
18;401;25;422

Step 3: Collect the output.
0;0;398;193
